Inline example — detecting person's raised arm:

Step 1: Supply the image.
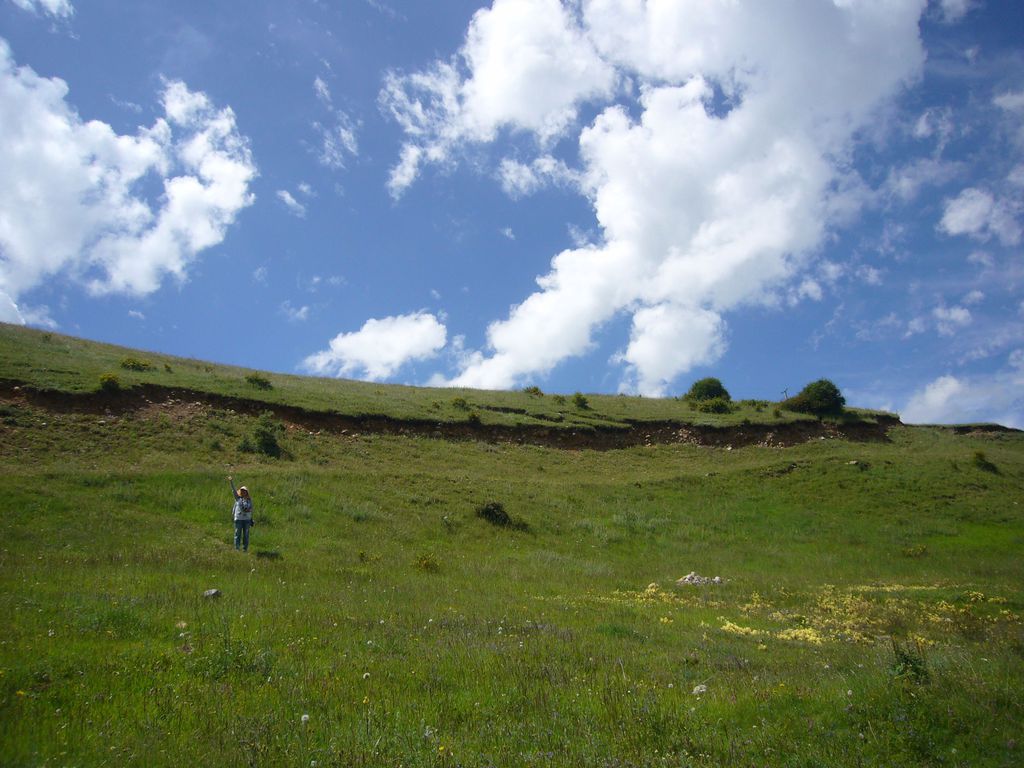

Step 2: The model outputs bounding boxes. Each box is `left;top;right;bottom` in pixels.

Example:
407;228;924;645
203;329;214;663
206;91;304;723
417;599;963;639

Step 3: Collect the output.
228;475;239;499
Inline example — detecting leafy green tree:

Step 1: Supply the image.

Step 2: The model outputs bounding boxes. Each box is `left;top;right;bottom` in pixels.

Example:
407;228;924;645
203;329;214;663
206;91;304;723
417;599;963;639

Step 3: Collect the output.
685;377;731;402
782;379;845;416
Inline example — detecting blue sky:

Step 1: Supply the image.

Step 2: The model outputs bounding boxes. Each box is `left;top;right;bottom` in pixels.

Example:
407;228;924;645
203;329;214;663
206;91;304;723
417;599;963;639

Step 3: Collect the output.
1;0;1022;426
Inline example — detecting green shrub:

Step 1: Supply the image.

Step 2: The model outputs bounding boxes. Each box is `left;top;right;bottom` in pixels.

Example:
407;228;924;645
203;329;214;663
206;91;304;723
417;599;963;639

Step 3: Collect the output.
467;411;482;426
782;379;845;416
972;451;998;473
99;373;121;393
552;395;567;406
475;501;529;531
523;386;544;397
451;396;470;411
245;373;273;390
163;363;173;373
696;396;735;414
572;392;590;410
685;377;731;402
119;357;153;372
476;501;511;526
240;411;285;458
415;553;440;572
891;638;929;685
739;399;769;412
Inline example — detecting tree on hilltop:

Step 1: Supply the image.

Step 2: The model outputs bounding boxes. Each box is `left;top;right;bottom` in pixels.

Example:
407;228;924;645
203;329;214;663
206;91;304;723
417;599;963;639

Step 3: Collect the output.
782;379;846;416
684;377;731;402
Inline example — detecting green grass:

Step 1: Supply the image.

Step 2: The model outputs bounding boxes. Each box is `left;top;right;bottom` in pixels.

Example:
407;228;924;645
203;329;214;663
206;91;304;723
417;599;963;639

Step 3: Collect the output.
1;325;1022;766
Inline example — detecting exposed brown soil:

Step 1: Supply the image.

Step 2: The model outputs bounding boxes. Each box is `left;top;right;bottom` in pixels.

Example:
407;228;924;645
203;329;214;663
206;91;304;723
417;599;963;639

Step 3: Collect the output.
0;379;903;450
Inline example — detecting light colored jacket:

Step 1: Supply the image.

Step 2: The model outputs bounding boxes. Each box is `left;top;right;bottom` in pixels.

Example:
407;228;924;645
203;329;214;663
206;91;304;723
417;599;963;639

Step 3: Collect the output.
230;479;254;522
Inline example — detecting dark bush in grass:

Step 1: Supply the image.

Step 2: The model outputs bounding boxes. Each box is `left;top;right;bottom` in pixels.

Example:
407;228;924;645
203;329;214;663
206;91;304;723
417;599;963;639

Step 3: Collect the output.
477;501;511;526
891;638;929;684
245;373;273;390
467;411;482;426
119;357;153;372
99;373;121;393
451;396;470;411
0;404;24;426
902;544;928;558
685;377;731;402
240;411;285;458
523;385;544;397
476;501;529;531
552;394;567;406
415;553;440;572
972;451;998;473
572;392;590;410
782;379;846;416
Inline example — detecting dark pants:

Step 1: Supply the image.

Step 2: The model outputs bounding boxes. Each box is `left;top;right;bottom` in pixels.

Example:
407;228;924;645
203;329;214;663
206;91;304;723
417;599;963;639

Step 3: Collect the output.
234;520;252;551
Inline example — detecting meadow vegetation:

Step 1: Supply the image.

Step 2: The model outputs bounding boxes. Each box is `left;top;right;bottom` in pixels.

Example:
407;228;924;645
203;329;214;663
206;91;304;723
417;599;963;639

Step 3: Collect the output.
0;324;1022;766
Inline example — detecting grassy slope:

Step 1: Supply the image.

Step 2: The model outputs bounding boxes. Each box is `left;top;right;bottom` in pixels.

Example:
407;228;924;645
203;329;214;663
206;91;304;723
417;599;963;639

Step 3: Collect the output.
0;323;891;429
1;326;1022;767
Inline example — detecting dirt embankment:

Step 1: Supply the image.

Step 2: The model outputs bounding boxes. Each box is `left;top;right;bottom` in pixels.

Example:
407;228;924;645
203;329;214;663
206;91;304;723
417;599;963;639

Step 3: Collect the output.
0;379;901;450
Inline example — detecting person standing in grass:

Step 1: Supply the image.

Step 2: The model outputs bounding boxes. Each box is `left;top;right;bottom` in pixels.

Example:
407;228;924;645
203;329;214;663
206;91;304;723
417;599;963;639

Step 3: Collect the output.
228;476;254;551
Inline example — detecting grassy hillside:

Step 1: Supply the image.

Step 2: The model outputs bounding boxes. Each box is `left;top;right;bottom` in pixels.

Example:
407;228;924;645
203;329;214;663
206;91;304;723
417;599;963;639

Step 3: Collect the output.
1;325;1022;767
0;323;892;430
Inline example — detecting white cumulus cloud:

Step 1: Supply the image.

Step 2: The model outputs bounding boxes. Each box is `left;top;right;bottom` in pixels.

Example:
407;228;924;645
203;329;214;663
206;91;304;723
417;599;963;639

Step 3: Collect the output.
940;188;1022;246
935;0;978;24
312;76;358;171
315;115;358;170
618;305;726;397
276;190;307;218
497;155;580;198
415;0;927;394
902;362;1024;428
886;158;959;202
932;305;972;336
303;311;447;381
10;0;72;18
280;301;310;322
313;76;331;107
380;0;615;197
0;40;256;322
